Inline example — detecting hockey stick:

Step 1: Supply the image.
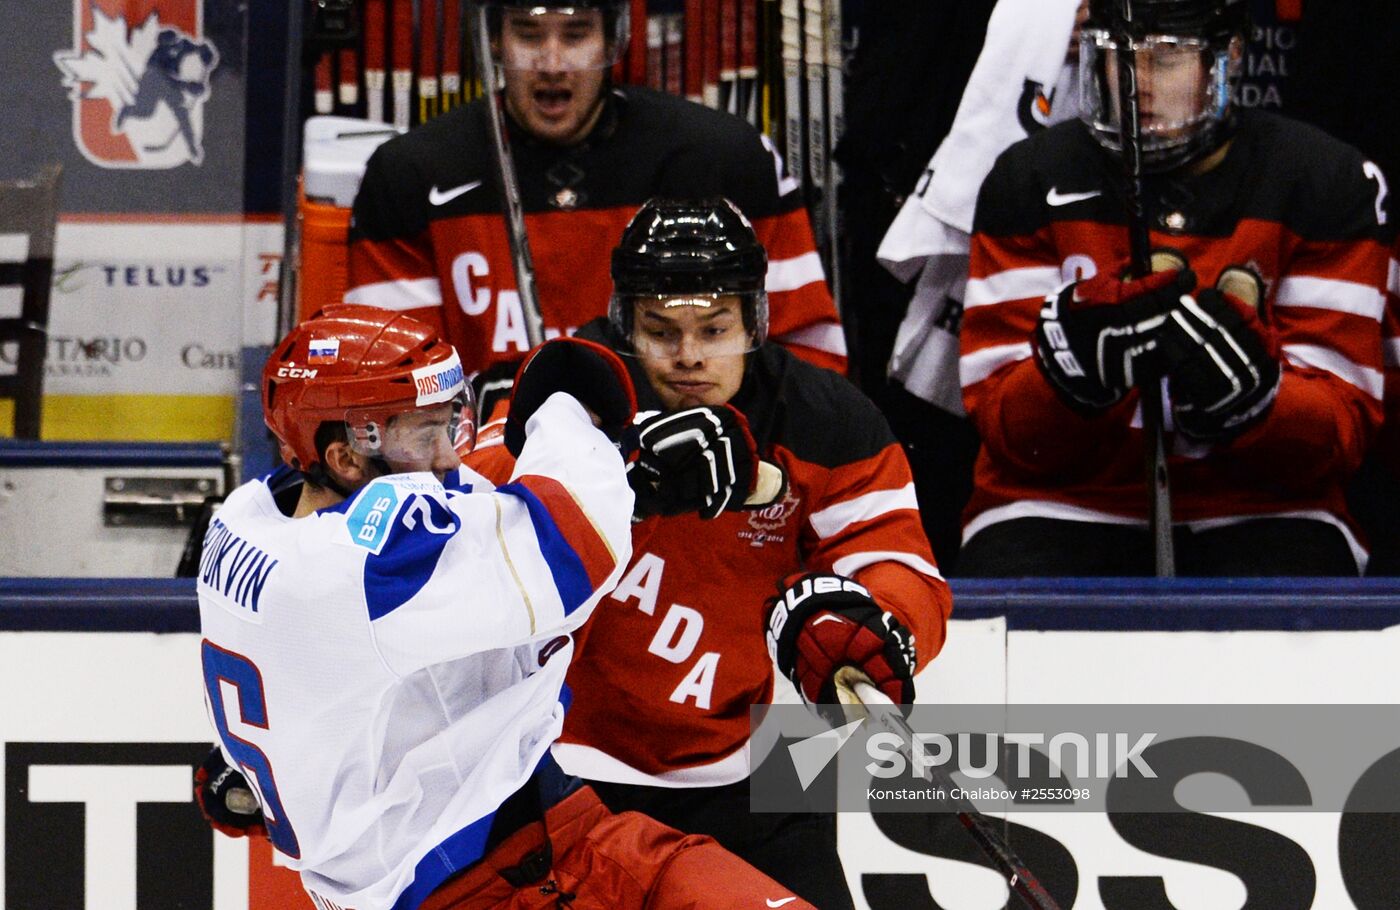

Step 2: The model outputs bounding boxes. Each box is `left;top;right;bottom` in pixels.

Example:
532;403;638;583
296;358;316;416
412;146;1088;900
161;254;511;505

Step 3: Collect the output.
338;47;359;110
684;0;703;104
442;0;463;110
780;0;804;191
821;0;842;314
469;1;546;348
720;0;739;113
803;0;826;244
314;51;334;114
838;673;1063;910
392;0;414;130
738;0;758;125
663;14;684;97
364;0;387;123
702;0;721;109
418;0;441;124
1113;0;1175;577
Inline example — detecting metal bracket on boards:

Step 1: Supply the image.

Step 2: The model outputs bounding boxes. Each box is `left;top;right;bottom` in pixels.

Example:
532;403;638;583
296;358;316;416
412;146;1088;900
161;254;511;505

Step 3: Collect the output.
103;476;220;528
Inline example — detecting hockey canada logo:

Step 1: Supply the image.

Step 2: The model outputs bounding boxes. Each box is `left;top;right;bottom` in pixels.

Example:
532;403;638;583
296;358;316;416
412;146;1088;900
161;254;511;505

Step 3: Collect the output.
739;488;801;548
54;0;219;169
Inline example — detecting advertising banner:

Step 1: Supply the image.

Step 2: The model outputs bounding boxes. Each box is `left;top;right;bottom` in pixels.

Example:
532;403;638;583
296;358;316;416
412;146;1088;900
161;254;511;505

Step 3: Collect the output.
3;609;1399;909
0;0;260;441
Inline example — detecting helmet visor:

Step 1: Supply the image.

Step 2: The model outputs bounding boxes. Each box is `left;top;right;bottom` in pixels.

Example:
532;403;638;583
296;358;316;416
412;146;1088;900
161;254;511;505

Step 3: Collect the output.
485;5;627;73
1079;30;1231;155
346;387;477;472
616;293;766;360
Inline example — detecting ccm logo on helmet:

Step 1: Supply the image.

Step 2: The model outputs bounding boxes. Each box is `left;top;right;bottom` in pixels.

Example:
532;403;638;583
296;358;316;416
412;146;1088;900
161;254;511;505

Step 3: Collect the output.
411;353;466;406
276;366;319;379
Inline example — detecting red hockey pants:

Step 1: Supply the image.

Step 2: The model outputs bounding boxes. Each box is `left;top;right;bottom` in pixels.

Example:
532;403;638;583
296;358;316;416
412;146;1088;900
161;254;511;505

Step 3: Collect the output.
419;786;815;909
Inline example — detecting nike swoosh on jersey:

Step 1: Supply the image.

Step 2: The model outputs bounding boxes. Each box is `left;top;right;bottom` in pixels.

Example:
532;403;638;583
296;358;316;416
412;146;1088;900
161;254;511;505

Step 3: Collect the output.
766;899;798;908
1046;187;1103;206
429;180;483;206
812;614;847;626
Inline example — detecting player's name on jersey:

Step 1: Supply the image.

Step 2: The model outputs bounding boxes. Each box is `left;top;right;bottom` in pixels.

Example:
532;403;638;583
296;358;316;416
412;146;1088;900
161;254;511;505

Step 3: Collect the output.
198;518;279;614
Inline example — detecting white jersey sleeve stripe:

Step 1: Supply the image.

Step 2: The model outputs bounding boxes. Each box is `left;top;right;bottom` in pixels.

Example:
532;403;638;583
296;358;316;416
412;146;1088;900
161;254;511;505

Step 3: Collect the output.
964;266;1061;310
771;322;849;356
960;341;1033;388
809;483;919;540
1274;276;1385;322
831;550;945;582
343;277;444;310
1282;343;1384;399
766;251;825;293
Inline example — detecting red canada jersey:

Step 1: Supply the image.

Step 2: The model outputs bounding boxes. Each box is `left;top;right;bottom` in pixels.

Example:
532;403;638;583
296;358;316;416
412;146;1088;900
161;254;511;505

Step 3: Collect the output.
466;335;950;786
961;111;1391;552
346;86;845;375
1381;235;1400;472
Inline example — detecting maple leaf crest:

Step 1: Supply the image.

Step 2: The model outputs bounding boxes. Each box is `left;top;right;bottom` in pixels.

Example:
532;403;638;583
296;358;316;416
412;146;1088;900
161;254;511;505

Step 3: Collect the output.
54;10;162;110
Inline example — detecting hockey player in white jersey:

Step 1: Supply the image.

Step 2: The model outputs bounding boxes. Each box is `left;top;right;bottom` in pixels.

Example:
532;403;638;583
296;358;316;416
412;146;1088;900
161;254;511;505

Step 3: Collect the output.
196;305;812;909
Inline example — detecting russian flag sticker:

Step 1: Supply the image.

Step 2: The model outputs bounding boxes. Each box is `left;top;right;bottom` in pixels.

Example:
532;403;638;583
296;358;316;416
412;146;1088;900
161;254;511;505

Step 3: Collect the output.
308;338;340;364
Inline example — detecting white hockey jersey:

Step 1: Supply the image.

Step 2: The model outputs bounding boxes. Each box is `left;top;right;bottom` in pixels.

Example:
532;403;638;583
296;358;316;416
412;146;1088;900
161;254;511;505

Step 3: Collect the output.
197;394;632;910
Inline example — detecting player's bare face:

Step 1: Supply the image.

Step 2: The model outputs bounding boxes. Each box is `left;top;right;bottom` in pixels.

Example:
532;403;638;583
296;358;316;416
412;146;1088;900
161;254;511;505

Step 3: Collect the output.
634;297;749;410
500;10;609;146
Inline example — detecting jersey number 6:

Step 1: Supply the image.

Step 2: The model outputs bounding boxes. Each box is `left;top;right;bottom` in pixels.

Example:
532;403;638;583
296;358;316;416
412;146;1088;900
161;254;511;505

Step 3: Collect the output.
201;640;302;858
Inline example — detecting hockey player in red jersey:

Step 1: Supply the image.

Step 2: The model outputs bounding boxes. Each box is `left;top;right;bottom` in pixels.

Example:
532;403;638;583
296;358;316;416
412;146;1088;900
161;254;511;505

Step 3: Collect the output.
956;0;1392;575
194;306;815;909
345;0;845;374
465;198;952;907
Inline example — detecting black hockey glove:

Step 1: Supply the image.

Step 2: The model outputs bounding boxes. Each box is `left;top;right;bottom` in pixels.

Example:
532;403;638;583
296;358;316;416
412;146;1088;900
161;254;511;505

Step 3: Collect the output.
628;404;759;520
1160;267;1281;441
1034;266;1196;411
506;337;637;456
471;358;523;425
194;746;266;840
765;573;916;724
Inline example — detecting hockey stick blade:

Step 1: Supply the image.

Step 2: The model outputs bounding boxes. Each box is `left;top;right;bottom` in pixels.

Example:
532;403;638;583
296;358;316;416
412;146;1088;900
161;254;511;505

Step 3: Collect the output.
743;459;785;508
839;675;1064;910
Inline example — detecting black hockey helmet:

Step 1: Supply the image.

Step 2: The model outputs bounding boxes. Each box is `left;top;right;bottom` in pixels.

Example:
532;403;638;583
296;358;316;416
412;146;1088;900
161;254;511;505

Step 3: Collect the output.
607;196;772;355
1080;0;1250;172
475;0;630;72
609;197;770;356
1086;0;1249;41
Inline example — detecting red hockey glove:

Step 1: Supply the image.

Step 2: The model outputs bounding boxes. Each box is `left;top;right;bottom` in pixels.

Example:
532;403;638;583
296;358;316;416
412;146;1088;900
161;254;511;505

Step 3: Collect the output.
1160;267;1281;441
628;404;759;520
1034;266;1196;411
194;746;266;839
506;337;637;456
765;573;916;724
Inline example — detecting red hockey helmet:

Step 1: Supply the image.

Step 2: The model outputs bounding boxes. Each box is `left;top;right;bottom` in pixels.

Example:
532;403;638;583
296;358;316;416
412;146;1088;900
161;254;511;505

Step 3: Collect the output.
262;305;475;477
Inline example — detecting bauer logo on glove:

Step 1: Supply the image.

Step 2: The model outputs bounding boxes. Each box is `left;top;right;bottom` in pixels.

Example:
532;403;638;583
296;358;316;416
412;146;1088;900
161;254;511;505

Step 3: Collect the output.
765;573;916;725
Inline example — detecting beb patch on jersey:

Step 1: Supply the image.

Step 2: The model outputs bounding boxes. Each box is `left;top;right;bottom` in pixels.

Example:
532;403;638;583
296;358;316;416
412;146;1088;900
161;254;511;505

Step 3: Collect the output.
345;480;404;555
